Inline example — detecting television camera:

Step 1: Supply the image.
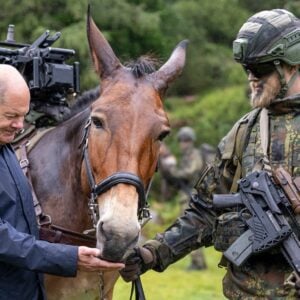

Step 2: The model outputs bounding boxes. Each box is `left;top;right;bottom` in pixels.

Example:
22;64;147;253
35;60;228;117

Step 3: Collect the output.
0;24;80;124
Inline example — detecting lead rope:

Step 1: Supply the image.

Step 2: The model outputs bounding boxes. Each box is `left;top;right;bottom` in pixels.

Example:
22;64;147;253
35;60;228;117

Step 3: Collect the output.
128;177;154;300
130;276;145;300
129;248;146;300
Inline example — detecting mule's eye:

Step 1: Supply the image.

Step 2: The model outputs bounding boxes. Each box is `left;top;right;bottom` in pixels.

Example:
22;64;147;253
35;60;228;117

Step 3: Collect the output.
158;130;170;141
91;116;103;129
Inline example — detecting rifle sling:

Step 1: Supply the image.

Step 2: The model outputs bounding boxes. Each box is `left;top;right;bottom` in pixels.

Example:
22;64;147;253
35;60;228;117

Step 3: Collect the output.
257;108;272;175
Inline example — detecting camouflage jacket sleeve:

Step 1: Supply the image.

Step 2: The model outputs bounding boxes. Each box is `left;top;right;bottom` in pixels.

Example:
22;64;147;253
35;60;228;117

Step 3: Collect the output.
144;151;234;271
144;111;257;272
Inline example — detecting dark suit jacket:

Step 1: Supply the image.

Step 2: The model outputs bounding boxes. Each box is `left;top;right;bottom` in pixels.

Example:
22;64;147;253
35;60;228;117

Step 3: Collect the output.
0;145;78;300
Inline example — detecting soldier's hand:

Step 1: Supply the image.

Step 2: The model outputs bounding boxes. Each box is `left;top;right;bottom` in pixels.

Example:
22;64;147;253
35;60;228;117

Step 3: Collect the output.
120;246;156;282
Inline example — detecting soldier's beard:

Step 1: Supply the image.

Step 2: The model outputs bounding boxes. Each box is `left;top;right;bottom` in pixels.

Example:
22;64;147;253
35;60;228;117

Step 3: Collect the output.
249;76;281;108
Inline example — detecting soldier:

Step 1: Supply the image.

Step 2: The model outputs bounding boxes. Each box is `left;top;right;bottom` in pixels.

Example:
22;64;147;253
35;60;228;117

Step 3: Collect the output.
160;127;203;204
160;126;207;270
120;9;300;298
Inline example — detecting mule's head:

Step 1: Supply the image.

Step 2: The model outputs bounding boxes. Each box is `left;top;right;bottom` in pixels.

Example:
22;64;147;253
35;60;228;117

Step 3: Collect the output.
81;11;188;262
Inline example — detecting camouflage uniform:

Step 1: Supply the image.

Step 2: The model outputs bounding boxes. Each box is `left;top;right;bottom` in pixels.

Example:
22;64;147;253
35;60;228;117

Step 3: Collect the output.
121;9;300;299
145;97;300;299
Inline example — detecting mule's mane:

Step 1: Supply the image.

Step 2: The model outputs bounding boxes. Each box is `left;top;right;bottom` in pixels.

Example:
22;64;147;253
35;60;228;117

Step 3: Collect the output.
62;55;159;121
125;55;160;78
62;86;100;121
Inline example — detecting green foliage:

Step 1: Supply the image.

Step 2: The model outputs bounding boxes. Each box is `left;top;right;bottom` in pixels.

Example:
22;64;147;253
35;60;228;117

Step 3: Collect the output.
238;0;297;13
158;0;249;94
2;0;299;92
164;84;251;150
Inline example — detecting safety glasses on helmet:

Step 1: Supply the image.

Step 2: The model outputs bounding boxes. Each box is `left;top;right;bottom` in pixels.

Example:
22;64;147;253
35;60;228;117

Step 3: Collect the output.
243;62;277;78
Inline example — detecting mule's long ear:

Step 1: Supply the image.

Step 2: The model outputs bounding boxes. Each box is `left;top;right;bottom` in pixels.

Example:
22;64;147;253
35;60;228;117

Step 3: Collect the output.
153;40;188;95
87;6;122;79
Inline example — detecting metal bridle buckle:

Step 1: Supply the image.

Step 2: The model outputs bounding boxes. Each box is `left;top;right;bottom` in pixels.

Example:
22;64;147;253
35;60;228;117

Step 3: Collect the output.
140;206;152;227
19;158;29;169
88;195;99;228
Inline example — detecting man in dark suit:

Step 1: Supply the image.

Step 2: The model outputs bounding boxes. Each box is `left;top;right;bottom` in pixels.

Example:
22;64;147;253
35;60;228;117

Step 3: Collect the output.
0;64;124;299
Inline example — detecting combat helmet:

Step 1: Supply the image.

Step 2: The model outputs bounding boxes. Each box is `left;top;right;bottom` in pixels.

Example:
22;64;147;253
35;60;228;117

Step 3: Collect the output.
177;126;196;142
233;9;300;98
233;9;300;65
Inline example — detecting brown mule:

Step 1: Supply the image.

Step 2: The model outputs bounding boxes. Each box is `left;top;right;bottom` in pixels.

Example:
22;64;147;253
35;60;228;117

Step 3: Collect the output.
27;10;188;300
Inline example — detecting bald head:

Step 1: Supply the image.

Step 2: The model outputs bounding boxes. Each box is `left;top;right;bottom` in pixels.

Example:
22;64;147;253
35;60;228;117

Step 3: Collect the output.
0;65;30;144
0;64;30;104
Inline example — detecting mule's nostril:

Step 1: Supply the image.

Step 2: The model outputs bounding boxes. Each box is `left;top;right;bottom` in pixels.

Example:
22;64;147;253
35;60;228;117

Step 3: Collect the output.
98;221;111;241
99;221;104;234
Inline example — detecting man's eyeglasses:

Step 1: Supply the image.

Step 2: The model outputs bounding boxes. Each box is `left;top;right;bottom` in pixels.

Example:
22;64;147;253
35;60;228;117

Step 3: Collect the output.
242;62;277;78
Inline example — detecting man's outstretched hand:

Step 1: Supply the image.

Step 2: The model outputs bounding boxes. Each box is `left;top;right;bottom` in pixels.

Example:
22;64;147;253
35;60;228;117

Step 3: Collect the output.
77;246;125;272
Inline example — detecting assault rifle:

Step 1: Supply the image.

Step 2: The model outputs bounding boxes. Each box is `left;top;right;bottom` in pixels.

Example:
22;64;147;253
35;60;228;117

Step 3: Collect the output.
0;24;80;113
212;169;300;285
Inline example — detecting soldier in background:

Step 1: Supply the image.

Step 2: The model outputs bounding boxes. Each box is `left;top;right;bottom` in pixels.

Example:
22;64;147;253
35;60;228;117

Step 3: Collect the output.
200;143;217;165
159;126;207;270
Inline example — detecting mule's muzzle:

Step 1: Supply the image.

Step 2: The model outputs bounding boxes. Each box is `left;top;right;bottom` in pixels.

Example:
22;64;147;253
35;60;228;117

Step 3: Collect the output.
99;235;139;262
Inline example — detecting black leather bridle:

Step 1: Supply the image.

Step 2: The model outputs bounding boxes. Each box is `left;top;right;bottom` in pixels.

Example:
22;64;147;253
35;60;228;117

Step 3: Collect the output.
81;117;151;300
81;117;151;228
80;118;151;300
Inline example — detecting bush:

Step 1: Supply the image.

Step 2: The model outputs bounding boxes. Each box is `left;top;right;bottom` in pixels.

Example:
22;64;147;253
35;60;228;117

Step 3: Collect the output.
164;84;251;151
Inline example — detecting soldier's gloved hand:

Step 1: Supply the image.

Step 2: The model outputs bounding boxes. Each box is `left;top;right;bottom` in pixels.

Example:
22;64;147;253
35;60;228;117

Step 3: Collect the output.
120;246;156;282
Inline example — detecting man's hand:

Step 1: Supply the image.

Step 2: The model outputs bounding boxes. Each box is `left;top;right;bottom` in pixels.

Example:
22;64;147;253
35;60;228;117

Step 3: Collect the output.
120;246;156;282
77;246;124;272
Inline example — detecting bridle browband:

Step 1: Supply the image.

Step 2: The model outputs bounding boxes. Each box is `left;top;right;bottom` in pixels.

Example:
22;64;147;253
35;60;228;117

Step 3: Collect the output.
81;117;151;227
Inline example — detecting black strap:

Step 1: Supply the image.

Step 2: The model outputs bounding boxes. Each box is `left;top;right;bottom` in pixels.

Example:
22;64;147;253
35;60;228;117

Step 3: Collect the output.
130;276;146;300
94;172;146;210
83;146;96;188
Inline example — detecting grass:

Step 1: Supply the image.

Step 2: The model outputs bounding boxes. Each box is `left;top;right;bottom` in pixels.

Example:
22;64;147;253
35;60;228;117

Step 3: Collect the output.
114;247;226;300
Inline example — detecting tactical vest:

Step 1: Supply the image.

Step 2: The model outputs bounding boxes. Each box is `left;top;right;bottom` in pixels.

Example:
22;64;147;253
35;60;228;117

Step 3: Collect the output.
219;107;260;193
215;107;300;248
218;107;300;298
242;110;300;178
220;104;300;193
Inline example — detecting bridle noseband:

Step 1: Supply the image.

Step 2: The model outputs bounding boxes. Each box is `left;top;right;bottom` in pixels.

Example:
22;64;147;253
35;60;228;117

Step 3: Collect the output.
81;118;151;227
